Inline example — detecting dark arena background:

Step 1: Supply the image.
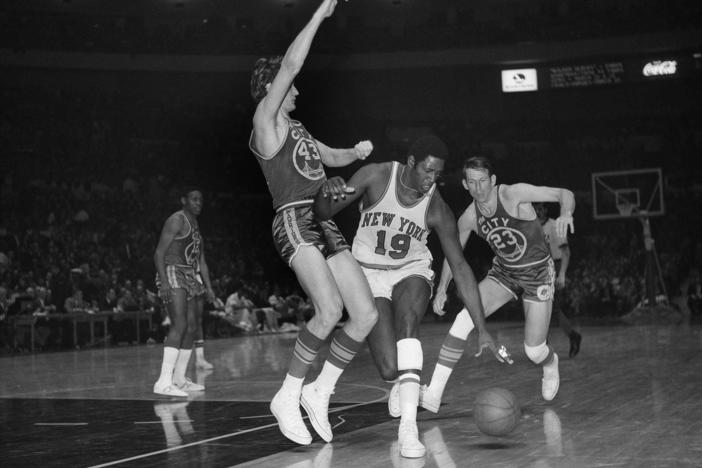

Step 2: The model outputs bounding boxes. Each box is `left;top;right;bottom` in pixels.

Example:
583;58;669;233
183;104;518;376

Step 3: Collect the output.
1;1;701;467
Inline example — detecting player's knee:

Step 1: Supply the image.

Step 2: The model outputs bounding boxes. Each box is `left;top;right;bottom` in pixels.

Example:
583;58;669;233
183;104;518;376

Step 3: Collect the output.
524;342;552;365
377;359;398;382
397;338;423;372
448;309;476;339
313;291;343;322
353;303;378;333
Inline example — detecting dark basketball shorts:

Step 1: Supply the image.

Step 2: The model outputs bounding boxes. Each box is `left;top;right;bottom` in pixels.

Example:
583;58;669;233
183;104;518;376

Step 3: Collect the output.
155;265;206;301
272;203;350;267
487;257;555;303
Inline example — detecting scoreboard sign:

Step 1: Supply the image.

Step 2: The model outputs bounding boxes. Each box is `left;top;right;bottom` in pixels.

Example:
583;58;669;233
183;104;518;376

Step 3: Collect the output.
501;51;699;93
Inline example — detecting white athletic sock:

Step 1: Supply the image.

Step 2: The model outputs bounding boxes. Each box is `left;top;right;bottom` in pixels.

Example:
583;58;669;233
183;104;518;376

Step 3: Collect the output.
399;373;420;424
156;346;180;386
315;361;343;393
428;364;453;397
195;346;205;362
281;373;304;395
172;348;192;384
397;338;423;424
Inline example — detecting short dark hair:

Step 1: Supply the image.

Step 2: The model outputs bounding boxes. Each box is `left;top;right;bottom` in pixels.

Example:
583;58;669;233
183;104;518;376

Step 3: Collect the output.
250;56;283;103
180;185;203;199
409;134;448;162
463;156;495;177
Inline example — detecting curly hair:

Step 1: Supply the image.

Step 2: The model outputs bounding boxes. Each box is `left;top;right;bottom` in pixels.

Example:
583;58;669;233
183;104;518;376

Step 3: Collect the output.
409;134;448;161
250;56;283;103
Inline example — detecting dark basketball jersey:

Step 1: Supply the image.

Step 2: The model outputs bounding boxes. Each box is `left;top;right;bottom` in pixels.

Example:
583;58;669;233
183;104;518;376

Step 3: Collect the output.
474;186;549;267
164;211;201;268
249;119;327;210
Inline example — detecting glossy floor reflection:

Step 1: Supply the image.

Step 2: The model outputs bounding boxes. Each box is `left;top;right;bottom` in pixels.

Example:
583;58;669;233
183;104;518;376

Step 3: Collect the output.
1;322;701;467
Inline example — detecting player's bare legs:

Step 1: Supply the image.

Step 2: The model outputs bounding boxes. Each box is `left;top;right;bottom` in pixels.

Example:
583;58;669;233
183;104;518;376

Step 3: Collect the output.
422;279;511;411
193;296;213;369
367;276;431;458
154;289;189;397
270;245;341;445
172;297;204;392
524;299;559;400
393;277;431;458
271;247;376;445
301;250;377;442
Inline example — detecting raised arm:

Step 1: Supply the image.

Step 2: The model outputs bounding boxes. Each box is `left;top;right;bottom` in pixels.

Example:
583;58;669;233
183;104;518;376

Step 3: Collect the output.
504;183;575;237
429;196;502;361
432;205;476;315
253;0;337;131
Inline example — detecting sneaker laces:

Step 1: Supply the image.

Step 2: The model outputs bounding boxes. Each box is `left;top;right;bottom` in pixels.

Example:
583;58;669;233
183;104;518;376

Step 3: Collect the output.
399;420;419;439
314;385;334;412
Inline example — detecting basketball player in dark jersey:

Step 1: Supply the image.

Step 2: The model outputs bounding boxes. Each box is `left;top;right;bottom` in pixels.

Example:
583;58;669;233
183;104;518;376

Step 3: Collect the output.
249;0;378;446
423;156;575;410
153;188;212;397
535;202;582;358
315;135;504;458
194;263;215;370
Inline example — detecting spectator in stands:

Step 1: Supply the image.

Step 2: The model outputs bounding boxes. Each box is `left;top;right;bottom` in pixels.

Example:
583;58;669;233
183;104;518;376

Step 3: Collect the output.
223;285;257;332
64;288;90;313
100;287;119;312
285;290;314;328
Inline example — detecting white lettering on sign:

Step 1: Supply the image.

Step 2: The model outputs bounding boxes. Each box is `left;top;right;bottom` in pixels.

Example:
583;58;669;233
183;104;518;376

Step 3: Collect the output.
642;60;677;77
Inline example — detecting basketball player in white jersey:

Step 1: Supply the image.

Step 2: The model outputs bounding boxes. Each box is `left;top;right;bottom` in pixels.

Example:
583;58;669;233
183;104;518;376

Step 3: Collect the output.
315;135;505;458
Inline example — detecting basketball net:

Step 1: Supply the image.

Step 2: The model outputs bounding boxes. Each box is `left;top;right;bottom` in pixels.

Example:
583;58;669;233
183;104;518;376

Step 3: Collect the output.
616;202;636;217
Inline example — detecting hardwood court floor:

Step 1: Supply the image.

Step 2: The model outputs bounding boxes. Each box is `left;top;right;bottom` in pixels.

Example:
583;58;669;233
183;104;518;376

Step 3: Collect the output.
1;321;701;467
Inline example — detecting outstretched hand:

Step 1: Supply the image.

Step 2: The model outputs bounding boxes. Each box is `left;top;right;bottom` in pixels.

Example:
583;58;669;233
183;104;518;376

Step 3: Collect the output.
555;215;574;238
475;331;514;364
321;176;355;201
354;140;373;160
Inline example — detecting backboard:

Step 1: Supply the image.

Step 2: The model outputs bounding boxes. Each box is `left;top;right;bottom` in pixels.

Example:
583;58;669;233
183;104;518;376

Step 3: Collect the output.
591;168;664;220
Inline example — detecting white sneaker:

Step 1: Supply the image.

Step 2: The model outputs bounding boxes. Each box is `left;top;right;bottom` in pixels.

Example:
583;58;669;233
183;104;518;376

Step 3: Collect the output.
301;382;333;442
388;381;401;418
196;359;214;370
542;353;560;401
398;420;425;458
153;382;188;397
175;378;205;392
419;385;441;413
270;387;312;445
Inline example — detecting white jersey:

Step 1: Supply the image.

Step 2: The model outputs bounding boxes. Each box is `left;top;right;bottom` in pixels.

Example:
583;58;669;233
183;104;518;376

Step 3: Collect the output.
352;162;435;269
541;218;567;260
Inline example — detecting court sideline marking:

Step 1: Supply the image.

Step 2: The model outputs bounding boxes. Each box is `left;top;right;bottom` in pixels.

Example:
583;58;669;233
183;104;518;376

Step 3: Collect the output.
86;384;389;468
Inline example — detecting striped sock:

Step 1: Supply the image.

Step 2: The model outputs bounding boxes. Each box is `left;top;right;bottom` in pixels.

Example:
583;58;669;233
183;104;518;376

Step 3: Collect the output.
428;309;474;397
428;334;466;398
288;326;325;379
316;330;364;391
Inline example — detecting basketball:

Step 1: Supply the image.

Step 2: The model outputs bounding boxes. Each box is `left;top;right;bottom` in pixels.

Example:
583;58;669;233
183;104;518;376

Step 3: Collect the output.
473;387;520;436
